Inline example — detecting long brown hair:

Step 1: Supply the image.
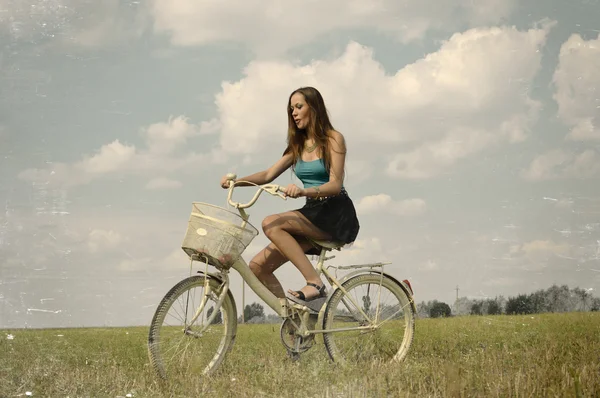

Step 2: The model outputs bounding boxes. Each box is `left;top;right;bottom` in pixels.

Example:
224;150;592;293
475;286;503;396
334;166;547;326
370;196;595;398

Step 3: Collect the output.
282;87;339;173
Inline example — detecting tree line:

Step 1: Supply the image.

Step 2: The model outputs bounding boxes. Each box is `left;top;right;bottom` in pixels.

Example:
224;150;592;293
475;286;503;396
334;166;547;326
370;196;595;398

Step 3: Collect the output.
417;284;600;318
228;284;599;324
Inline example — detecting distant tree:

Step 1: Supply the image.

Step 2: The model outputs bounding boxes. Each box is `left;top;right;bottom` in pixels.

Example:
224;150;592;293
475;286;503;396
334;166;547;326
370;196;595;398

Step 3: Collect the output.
244;302;265;321
591;298;600;312
430;302;451;318
506;294;534;315
265;314;281;323
416;301;433;318
486;299;502;315
573;287;590;311
529;291;548;313
453;297;474;316
362;295;372;314
470;301;483;316
246;315;266;324
206;307;222;324
546;284;572;312
379;304;402;320
467;298;501;316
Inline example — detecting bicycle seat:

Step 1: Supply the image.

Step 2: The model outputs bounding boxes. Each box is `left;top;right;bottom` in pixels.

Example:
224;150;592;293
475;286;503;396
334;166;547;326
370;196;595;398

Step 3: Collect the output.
307;238;345;251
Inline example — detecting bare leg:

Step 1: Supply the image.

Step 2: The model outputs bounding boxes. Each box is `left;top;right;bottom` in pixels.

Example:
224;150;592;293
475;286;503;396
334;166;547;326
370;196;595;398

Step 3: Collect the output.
249;239;315;298
262;211;332;300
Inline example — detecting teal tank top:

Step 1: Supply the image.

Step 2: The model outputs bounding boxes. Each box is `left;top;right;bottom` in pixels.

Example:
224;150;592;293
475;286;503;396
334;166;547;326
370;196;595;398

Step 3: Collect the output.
294;158;332;188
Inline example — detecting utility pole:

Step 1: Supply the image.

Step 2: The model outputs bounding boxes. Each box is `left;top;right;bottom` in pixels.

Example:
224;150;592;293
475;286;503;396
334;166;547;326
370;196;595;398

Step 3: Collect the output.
455;285;459;301
242;279;245;324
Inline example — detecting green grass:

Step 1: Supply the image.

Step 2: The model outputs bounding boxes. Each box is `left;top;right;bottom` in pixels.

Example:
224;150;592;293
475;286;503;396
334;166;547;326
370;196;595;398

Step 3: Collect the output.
1;312;599;397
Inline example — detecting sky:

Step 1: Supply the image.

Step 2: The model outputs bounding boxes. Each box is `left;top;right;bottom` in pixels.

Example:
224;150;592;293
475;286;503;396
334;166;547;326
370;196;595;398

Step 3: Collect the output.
1;0;599;328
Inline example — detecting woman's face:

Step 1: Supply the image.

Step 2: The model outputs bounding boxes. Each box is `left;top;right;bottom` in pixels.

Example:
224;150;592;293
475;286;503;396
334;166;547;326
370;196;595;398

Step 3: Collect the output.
290;93;310;130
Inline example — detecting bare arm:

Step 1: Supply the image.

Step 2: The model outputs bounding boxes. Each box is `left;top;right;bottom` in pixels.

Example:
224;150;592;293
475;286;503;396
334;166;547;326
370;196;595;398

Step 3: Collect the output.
303;131;346;198
232;152;294;186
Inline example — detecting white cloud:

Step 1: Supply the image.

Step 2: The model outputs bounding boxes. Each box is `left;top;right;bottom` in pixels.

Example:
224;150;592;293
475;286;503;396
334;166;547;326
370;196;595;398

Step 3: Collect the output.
521;34;600;180
18;116;215;187
345;159;373;186
386;128;496;179
510;239;572;271
521;149;600;180
356;194;426;217
16;24;554;186
553;33;600;141
336;237;384;264
151;0;516;55
80;140;136;174
164;248;192;269
145;178;183;190
520;240;570;257
144;116;202;155
422;259;439;272
203;23;552;179
119;257;152;272
88;229;125;253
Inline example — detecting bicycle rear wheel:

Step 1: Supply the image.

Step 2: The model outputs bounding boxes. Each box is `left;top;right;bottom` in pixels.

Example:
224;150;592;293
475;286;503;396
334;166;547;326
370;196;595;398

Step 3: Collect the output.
148;275;237;380
322;273;415;365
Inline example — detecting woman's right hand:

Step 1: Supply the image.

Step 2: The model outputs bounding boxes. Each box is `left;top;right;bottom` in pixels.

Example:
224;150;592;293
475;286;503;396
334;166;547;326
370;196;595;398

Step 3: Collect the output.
220;175;233;189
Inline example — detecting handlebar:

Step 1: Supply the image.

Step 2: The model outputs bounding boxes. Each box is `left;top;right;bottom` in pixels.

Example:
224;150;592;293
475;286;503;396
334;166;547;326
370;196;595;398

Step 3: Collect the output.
225;173;287;210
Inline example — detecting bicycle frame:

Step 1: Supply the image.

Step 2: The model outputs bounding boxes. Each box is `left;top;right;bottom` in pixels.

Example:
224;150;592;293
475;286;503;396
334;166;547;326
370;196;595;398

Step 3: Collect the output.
195;245;413;338
193;175;415;335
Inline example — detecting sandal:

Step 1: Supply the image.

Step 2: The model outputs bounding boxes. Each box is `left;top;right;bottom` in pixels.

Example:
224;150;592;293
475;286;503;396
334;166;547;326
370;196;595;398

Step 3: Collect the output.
291;282;327;302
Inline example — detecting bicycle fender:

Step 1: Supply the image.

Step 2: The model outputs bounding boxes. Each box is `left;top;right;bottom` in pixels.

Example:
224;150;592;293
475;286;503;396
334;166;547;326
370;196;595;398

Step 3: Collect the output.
328;270;417;315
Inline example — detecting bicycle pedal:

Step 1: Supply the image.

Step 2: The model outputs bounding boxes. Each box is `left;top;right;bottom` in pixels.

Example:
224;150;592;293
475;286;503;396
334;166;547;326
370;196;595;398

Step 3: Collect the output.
286;295;327;314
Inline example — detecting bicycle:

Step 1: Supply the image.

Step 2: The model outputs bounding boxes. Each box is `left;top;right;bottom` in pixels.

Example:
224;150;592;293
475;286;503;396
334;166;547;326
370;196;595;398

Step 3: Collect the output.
147;174;416;379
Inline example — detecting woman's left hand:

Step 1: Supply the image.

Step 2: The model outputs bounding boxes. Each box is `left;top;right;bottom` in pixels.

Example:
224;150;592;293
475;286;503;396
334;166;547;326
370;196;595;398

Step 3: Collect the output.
284;183;305;198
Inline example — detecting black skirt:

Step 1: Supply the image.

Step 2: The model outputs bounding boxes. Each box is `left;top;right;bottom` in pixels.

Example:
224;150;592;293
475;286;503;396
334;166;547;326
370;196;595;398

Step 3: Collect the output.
294;188;360;255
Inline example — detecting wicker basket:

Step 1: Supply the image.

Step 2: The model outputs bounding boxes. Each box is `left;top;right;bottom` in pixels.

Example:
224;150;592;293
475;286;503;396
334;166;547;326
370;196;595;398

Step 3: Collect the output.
181;202;258;268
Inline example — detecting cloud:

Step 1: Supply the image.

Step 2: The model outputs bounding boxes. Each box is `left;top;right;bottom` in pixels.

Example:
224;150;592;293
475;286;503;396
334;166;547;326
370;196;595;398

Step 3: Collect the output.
82;140;137;174
553;33;600;141
151;0;516;55
504;239;573;272
520;240;570;257
18;116;216;187
356;194;426;217
118;257;152;272
145;116;206;155
145;178;183;190
345;159;373;186
422;259;439;272
164;248;192;269
336;237;384;264
521;149;600;180
386;128;497;179
202;23;552;179
87;229;125;253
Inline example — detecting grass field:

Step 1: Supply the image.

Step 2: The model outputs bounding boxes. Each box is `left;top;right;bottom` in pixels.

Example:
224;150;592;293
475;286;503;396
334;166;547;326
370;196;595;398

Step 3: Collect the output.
1;312;599;397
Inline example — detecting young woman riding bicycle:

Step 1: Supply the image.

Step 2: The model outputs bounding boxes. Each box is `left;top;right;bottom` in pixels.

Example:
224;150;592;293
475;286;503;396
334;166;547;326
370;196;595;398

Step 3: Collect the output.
220;86;360;302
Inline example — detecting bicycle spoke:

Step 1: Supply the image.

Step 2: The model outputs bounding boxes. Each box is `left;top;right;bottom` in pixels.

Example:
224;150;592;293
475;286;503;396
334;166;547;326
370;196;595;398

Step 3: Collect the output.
323;274;415;365
148;276;237;380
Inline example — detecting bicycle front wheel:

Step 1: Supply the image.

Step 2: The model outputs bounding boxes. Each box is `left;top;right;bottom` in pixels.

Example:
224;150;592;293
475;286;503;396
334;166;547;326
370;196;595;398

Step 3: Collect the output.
323;273;415;365
148;275;237;380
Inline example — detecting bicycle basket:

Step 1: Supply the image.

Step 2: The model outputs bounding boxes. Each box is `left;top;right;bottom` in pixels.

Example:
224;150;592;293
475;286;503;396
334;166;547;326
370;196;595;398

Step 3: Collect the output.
181;202;258;268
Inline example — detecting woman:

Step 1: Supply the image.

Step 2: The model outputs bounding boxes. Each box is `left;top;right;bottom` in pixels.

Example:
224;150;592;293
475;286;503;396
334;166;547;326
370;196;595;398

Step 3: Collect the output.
220;87;360;302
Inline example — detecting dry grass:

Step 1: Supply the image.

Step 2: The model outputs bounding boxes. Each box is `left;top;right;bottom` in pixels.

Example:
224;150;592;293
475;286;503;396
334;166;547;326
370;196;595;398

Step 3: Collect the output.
1;312;599;397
